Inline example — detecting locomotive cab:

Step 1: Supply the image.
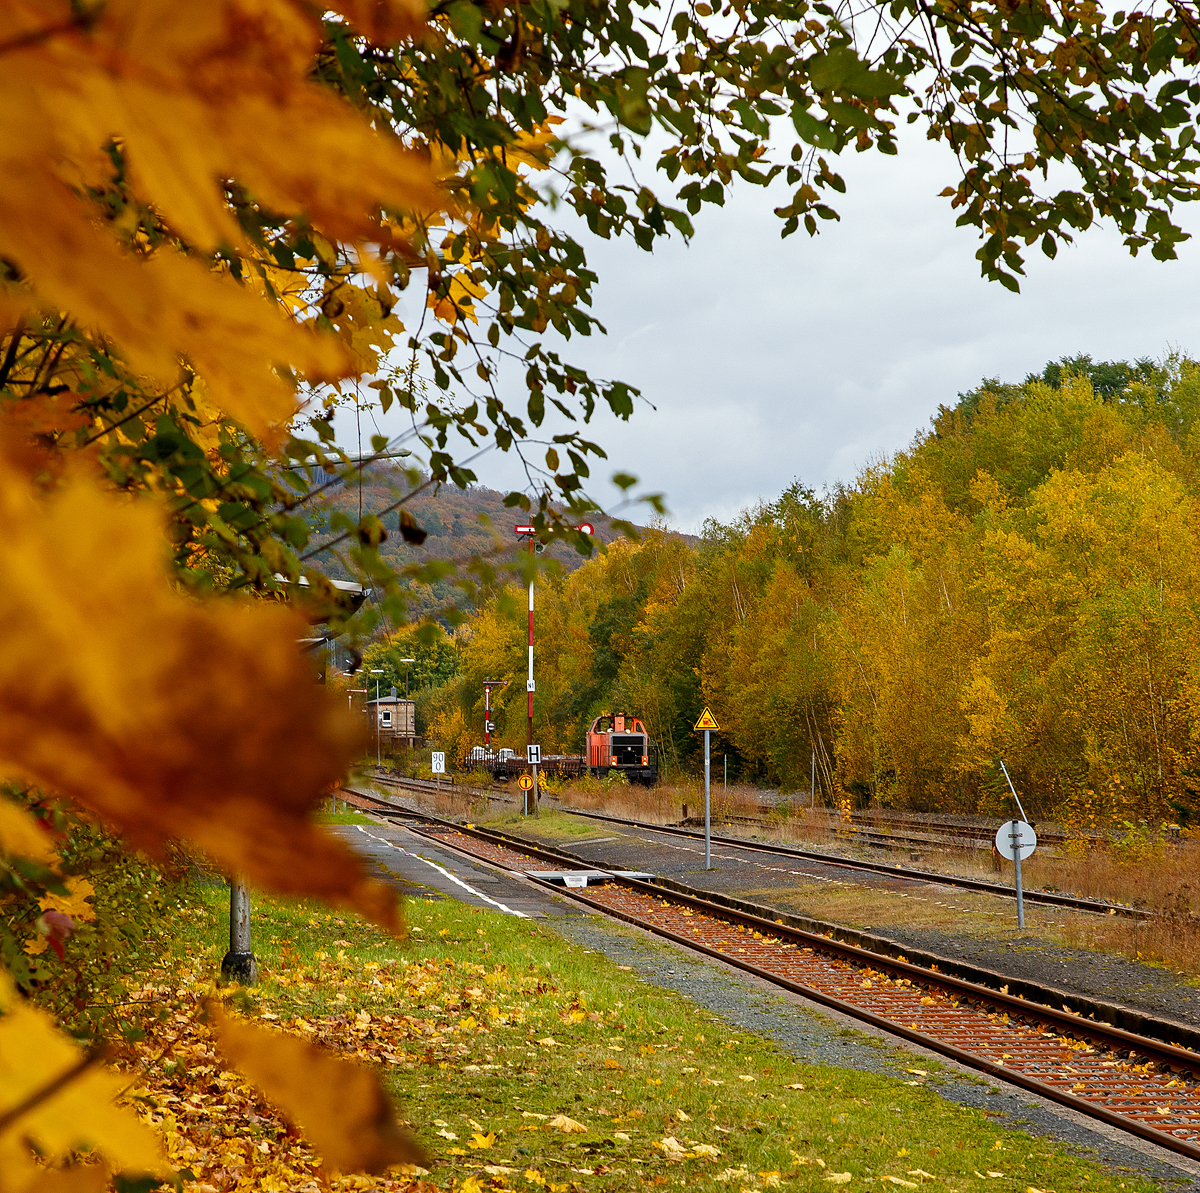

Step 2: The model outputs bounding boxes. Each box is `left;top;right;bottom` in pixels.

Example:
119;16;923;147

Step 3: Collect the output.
586;713;658;784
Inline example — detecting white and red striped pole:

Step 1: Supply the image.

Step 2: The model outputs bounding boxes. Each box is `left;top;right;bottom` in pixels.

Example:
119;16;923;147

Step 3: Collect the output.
527;560;535;743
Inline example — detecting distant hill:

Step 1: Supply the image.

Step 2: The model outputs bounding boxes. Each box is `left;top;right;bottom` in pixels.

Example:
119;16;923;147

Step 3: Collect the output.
306;464;649;620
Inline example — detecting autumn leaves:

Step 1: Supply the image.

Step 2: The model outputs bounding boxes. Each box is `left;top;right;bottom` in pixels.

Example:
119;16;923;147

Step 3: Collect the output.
0;0;436;439
0;1;449;1186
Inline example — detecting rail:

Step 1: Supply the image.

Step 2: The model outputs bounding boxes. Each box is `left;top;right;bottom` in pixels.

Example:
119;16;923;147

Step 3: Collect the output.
550;805;1150;919
381;809;1200;1164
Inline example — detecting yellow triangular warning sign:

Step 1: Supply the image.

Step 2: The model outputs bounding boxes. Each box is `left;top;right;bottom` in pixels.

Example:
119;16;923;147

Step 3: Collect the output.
693;706;720;731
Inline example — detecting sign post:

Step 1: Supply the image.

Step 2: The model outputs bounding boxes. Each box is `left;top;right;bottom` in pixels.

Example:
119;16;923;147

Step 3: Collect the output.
431;750;445;796
694;707;720;870
996;760;1035;928
527;744;541;817
994;818;1037;928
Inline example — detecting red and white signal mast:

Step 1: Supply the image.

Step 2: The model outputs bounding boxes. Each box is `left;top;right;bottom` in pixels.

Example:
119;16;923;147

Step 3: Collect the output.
514;520;594;813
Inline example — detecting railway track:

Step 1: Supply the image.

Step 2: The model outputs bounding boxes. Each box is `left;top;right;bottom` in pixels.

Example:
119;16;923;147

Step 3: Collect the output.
349;773;1147;916
350;799;1200;1165
544;804;1149;920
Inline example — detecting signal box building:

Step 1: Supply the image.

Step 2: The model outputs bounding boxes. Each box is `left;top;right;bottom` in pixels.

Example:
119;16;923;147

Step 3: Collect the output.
366;696;419;751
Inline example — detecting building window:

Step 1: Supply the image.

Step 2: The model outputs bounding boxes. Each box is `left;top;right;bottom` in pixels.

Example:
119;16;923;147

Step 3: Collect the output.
381;711;392;726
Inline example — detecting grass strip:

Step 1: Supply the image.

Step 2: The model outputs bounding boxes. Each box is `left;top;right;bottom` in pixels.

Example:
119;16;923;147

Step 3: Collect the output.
127;880;1173;1193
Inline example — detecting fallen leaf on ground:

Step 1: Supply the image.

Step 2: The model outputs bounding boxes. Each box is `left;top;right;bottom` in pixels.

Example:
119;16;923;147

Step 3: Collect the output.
656;1137;690;1160
546;1115;586;1134
212;1008;423;1173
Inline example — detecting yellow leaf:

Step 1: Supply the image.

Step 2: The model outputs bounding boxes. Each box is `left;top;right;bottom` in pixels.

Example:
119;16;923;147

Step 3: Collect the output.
468;1132;496;1150
884;1179;918;1189
656;1136;689;1160
824;1173;852;1184
22;1167;111;1193
0;798;54;863
0;972;164;1187
41;878;96;924
546;1114;586;1134
212;1009;424;1174
0;445;396;928
0;0;442;442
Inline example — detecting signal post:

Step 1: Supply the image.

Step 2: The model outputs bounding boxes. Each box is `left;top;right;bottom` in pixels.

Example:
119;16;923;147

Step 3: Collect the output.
514;521;594;814
694;706;720;870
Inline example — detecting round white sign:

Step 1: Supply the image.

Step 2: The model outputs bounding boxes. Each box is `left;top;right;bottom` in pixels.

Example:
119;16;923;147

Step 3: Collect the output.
994;819;1037;861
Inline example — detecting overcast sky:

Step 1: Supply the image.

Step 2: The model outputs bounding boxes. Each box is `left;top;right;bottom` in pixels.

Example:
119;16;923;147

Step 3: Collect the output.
337;125;1200;535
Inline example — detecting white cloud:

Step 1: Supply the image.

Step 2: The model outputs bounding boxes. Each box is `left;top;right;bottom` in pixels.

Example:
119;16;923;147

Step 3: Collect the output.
337;125;1200;533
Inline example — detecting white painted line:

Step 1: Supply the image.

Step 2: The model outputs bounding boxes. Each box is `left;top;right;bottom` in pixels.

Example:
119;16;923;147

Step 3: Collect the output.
356;826;529;917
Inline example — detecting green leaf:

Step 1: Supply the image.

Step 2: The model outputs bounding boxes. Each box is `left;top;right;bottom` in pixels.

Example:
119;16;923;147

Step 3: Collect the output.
807;46;904;98
447;0;484;42
791;107;838;148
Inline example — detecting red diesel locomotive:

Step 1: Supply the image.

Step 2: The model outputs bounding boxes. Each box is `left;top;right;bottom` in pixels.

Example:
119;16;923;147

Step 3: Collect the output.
586;713;658;784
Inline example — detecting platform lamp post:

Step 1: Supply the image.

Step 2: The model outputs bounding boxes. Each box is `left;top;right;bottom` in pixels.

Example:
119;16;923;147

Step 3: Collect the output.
399;657;415;749
370;668;384;767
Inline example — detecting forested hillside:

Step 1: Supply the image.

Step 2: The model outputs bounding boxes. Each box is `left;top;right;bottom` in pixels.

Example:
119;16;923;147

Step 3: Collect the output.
311;466;645;620
421;356;1200;829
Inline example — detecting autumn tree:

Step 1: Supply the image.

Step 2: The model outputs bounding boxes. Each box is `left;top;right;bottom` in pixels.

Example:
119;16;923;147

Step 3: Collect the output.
6;0;1200;1184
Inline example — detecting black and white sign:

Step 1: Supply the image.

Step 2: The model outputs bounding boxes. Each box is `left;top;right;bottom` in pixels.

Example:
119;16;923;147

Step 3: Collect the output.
527;744;541;765
431;752;446;774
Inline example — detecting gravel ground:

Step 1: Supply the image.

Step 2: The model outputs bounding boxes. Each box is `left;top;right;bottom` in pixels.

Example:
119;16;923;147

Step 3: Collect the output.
551;910;1200;1191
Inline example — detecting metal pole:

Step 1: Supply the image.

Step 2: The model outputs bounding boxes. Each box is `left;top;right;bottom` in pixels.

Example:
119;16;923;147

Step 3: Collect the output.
527;543;534;754
1011;819;1026;929
999;760;1028;822
724;754;727;791
485;684;491;751
527;539;536;818
220;876;257;984
376;675;380;767
704;729;711;870
811;750;816;809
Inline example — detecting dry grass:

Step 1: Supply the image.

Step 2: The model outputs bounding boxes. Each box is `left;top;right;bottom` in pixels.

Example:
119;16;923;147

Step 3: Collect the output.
551;776;765;823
